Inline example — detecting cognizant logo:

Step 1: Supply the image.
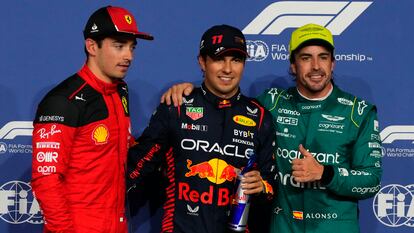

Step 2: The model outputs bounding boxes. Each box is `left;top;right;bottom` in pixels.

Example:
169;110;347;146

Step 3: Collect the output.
242;1;372;36
373;184;414;228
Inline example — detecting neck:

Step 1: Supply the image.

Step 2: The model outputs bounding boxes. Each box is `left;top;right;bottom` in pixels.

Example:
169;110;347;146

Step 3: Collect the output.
297;84;333;101
86;60;113;83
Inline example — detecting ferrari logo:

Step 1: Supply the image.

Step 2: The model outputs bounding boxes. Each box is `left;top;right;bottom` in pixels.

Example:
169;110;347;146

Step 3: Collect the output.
125;15;132;24
122;96;129;114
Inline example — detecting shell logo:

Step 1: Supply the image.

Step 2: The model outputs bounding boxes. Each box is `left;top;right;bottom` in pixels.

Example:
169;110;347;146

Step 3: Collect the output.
92;124;109;144
233;115;256;127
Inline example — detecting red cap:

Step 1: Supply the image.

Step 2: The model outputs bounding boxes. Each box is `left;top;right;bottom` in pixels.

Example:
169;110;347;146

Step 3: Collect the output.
83;6;153;40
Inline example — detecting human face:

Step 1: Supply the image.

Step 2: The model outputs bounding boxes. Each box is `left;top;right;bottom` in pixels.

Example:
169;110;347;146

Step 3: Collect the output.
199;54;245;99
86;36;136;83
291;45;335;99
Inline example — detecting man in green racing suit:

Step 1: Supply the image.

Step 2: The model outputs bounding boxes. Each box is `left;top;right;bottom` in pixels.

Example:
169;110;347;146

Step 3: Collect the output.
258;23;382;233
161;23;382;233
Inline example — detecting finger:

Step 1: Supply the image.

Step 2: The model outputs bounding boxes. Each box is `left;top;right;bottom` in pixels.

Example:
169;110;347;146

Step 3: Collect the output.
161;89;172;105
299;144;312;158
243;170;260;178
183;86;192;96
291;164;304;172
243;186;263;195
292;171;305;178
291;159;302;166
171;85;179;107
241;175;261;185
242;181;263;195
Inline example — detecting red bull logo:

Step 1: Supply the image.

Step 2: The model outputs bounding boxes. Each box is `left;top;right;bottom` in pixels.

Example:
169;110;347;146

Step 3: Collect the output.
181;158;241;206
219;99;231;108
178;183;230;206
185;158;239;184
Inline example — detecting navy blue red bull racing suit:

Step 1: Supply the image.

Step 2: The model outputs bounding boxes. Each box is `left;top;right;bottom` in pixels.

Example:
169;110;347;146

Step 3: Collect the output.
128;83;276;233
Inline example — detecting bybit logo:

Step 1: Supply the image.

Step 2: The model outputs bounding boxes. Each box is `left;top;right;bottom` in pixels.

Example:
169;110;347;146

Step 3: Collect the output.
243;1;372;35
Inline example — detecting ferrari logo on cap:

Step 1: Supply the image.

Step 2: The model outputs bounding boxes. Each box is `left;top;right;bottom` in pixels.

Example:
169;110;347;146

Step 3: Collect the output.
124;15;132;24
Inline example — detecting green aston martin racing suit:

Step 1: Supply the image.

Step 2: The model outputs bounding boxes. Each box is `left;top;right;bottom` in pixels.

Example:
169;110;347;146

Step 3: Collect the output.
257;85;382;233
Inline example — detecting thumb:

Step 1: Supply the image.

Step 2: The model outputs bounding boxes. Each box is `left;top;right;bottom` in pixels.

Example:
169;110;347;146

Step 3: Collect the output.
184;87;192;96
299;144;312;158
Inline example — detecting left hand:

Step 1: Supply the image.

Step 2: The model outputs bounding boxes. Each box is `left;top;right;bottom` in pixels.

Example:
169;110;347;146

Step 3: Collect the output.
241;170;264;195
291;144;324;183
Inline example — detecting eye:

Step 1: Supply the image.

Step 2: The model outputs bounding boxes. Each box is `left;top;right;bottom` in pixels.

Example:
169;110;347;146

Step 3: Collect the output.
300;56;311;61
232;57;243;63
320;55;329;60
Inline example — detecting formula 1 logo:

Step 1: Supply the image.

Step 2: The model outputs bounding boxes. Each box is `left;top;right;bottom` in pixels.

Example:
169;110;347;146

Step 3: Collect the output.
0;180;43;224
373;184;414;227
0;121;33;140
242;1;372;35
380;125;414;144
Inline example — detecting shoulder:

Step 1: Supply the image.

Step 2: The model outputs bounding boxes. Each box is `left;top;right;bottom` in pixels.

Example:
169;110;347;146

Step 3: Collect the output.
334;87;377;127
239;95;274;130
256;87;291;111
34;74;87;126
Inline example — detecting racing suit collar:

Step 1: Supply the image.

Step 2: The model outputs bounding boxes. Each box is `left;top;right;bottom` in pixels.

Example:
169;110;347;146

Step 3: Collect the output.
290;84;339;113
78;64;119;95
201;82;242;108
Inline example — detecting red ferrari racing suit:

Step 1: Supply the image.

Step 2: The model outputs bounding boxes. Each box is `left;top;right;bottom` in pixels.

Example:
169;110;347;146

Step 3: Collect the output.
31;64;133;233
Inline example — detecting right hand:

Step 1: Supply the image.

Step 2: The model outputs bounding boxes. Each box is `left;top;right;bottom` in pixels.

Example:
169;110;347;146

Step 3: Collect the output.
160;82;194;106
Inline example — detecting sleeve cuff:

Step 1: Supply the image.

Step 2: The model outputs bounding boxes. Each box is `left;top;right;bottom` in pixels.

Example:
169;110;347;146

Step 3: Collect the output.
320;165;334;185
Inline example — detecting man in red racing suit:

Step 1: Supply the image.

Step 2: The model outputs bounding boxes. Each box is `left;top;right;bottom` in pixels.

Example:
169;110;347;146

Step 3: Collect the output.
31;6;153;233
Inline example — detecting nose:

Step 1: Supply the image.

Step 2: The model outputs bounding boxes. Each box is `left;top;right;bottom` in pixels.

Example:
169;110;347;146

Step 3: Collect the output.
124;48;134;61
222;60;232;74
311;58;320;70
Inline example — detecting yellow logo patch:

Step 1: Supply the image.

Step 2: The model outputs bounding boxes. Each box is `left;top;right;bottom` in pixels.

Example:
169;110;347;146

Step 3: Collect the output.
124;15;132;24
92;124;109;144
122;96;128;114
233;115;256;127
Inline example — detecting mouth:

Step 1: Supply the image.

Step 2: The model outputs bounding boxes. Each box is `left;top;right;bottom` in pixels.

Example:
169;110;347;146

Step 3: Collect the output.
307;72;325;81
118;64;130;71
218;76;233;83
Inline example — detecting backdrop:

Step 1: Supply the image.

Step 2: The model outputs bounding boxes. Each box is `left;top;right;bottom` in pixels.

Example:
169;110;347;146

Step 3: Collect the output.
0;1;413;232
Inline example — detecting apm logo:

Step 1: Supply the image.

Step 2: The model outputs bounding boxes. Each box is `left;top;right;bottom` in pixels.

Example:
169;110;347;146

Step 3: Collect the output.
243;1;372;35
0;121;33;140
0;180;43;224
380;125;414;144
373;184;414;228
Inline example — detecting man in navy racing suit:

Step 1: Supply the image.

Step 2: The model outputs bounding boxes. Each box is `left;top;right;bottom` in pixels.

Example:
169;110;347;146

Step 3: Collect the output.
127;24;276;233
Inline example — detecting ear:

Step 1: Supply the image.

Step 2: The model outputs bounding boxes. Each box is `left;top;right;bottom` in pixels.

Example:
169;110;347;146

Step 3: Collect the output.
198;55;206;72
290;63;296;75
331;60;335;73
85;38;97;56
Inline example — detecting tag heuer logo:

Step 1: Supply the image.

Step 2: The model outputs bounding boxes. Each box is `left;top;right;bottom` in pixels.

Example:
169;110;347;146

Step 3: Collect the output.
186;107;203;121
